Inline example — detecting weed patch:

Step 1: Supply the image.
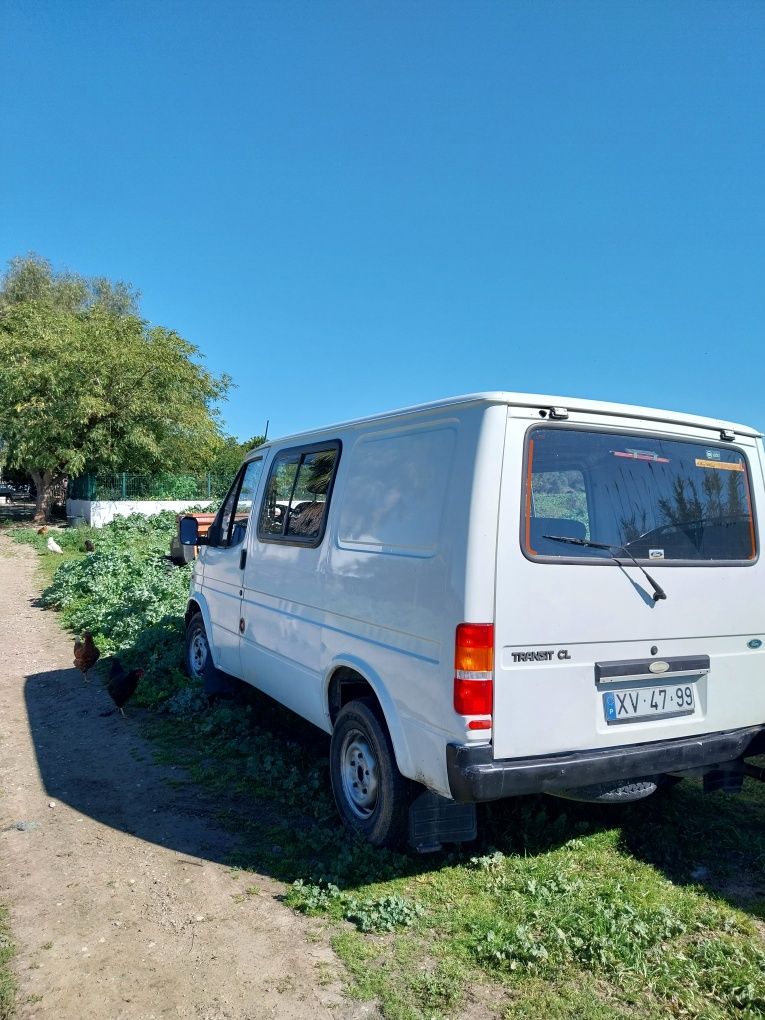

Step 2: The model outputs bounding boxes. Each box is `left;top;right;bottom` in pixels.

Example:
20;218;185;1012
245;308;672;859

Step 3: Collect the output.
287;880;424;933
0;905;15;1020
12;513;193;705
461;850;765;1016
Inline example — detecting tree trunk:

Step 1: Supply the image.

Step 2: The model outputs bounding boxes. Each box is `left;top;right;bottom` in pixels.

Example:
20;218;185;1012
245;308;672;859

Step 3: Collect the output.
30;469;57;523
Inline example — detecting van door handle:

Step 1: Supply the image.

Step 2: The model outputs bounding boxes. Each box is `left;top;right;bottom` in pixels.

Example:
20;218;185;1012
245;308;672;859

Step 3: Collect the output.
239;548;247;571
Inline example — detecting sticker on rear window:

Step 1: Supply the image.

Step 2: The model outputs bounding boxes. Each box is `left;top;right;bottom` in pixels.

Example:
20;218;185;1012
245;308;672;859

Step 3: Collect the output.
695;458;744;471
649;549;664;559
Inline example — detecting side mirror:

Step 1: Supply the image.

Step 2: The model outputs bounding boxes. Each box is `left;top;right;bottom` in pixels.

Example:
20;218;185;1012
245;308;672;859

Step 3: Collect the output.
179;515;205;546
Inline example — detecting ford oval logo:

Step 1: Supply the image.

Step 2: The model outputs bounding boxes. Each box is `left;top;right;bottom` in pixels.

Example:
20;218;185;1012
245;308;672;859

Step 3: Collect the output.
748;639;762;649
649;660;671;674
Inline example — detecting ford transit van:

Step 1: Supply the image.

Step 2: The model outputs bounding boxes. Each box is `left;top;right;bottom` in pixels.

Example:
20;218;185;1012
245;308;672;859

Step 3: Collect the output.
179;393;765;848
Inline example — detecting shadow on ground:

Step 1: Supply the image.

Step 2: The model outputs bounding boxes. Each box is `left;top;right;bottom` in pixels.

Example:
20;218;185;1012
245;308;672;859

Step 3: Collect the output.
23;664;235;866
23;653;765;919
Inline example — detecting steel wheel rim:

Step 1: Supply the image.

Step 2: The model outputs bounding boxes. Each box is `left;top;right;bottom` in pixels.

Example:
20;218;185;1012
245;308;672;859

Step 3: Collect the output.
339;729;379;819
189;630;208;676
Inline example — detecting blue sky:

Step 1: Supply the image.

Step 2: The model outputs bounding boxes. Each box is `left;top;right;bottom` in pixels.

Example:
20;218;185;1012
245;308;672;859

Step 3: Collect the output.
1;1;763;441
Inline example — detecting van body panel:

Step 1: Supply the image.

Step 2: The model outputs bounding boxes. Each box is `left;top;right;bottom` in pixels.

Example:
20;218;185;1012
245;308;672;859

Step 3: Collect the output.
239;560;328;731
319;408;487;790
462;404;507;624
185;392;765;817
493;408;765;762
263;391;761;448
232;405;487;785
322;654;419;780
194;546;242;675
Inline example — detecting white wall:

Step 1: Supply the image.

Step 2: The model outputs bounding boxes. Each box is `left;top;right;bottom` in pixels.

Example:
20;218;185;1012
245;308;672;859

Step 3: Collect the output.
66;498;214;529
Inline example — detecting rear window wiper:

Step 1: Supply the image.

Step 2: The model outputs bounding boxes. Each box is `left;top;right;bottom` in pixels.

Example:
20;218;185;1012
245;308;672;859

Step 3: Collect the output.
542;534;668;602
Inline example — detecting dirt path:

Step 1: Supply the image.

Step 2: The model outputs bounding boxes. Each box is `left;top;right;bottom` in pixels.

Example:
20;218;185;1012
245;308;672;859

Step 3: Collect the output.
0;536;375;1020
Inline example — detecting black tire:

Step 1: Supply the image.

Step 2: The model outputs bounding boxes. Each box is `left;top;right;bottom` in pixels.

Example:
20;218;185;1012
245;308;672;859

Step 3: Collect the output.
330;697;411;848
186;612;238;700
185;612;218;684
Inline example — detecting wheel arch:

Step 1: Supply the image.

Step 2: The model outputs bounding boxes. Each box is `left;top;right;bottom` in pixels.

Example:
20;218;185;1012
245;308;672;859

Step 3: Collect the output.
324;657;415;780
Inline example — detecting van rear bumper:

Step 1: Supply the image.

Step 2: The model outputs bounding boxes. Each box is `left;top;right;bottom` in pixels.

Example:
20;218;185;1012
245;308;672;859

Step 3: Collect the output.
446;725;765;803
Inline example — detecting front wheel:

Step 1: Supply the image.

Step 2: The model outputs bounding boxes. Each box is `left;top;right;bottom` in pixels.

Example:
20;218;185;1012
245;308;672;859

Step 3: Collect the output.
330;698;411;848
186;612;214;679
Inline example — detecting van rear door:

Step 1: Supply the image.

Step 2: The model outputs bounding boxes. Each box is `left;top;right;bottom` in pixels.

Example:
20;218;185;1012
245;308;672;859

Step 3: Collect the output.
492;410;765;763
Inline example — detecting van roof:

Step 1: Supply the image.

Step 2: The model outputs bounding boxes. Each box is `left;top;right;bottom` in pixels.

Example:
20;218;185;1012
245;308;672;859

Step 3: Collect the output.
248;391;762;455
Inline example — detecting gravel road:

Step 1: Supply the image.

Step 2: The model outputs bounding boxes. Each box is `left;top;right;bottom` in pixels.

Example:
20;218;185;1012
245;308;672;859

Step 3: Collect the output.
0;535;375;1020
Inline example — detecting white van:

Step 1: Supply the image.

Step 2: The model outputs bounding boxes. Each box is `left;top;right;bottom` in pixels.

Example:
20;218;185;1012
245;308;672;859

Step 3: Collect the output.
179;393;765;849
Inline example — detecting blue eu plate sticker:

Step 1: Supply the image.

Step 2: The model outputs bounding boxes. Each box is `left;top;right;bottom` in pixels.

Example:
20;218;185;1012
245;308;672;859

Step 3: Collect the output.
604;692;617;721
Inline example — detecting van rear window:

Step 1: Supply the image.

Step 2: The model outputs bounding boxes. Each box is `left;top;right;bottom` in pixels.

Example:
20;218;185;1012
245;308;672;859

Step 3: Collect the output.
524;427;756;563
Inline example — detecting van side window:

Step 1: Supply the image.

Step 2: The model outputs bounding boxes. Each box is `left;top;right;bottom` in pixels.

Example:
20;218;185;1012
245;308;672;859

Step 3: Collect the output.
217;458;264;547
258;443;340;545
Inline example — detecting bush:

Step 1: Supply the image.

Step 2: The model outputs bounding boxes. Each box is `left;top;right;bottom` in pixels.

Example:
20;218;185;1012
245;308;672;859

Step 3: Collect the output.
30;513;192;706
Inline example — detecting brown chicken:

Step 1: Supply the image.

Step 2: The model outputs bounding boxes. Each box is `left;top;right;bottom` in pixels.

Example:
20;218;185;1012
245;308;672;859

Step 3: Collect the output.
37;526;48;535
73;631;100;681
106;659;144;717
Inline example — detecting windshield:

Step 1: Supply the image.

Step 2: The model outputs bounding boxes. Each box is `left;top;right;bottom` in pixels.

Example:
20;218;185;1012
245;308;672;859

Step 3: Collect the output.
524;427;756;563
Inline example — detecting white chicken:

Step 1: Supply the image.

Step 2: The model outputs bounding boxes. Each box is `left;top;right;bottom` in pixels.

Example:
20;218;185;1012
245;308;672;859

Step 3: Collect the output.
46;537;63;554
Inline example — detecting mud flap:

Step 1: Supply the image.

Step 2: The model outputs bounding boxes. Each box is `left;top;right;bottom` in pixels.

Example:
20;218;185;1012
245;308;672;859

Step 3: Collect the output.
203;668;237;701
703;764;745;794
408;789;477;853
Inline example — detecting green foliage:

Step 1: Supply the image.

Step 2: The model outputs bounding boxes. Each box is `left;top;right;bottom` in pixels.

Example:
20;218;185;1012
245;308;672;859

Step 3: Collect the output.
0;252;139;317
287;879;344;915
67;472;229;501
0;252;230;518
287;880;424;934
165;680;207;717
14;513;190;705
461;851;765;1017
344;894;425;933
153;699;336;819
533;490;589;527
203;434;266;486
0;303;229;478
0;904;15;1020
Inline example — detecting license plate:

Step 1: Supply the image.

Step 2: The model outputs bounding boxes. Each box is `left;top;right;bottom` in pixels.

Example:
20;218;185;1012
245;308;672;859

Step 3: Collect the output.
603;683;696;724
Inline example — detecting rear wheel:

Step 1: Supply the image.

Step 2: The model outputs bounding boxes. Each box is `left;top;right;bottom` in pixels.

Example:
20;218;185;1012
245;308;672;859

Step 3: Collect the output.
330;698;411;848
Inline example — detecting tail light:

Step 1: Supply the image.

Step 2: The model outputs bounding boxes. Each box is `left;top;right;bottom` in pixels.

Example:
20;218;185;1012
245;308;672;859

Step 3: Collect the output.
454;623;494;728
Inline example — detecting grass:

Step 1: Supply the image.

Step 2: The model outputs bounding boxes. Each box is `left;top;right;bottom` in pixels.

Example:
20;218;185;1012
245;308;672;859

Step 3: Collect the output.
9;517;765;1020
1;519;100;584
0;905;15;1020
144;698;765;1020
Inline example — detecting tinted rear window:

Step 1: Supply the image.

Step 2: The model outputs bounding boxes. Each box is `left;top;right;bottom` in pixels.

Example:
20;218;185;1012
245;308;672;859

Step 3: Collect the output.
524;427;756;562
